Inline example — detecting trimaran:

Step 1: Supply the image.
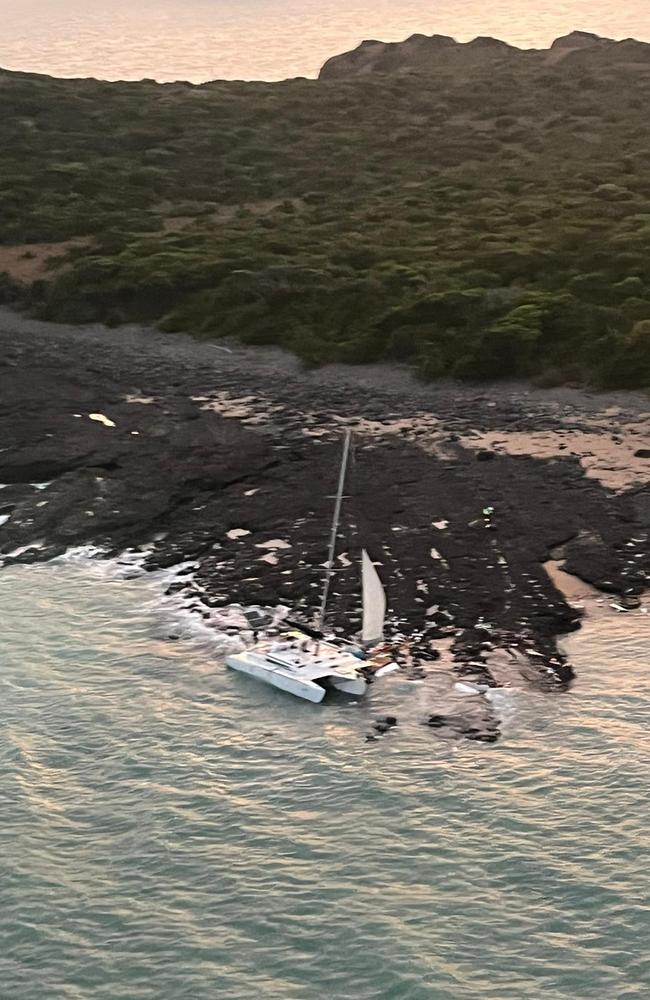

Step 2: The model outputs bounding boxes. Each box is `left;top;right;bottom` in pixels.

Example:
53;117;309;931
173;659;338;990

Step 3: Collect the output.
225;429;389;703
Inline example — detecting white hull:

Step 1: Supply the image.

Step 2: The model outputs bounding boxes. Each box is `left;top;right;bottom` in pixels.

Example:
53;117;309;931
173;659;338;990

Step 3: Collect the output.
225;649;327;703
222;430;386;707
225;638;367;704
329;675;367;697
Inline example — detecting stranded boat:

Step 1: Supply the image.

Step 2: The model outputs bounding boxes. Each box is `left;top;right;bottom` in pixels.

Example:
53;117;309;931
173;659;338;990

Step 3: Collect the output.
225;430;387;702
224;632;368;703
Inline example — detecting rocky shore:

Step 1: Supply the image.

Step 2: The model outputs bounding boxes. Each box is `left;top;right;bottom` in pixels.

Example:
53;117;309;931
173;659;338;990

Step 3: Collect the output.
2;307;650;699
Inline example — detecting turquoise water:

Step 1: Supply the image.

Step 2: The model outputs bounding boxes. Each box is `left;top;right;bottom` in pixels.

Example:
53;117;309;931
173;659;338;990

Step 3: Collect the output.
2;560;650;999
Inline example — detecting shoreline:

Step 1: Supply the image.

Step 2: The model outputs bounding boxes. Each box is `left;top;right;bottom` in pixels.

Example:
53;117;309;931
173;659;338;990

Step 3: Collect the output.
2;307;650;694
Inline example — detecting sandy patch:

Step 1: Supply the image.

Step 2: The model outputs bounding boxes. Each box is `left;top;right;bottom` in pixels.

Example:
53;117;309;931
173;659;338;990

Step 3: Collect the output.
0;239;90;282
328;413;452;458
543;558;602;605
460;423;650;490
195;393;260;419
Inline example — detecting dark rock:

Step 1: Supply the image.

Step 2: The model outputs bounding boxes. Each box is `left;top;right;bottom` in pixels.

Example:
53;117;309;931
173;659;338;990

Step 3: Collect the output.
1;309;647;695
373;715;398;734
467;731;499;743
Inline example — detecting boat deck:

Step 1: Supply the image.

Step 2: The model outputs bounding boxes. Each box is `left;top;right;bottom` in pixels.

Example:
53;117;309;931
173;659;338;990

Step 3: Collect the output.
225;637;368;702
262;644;361;680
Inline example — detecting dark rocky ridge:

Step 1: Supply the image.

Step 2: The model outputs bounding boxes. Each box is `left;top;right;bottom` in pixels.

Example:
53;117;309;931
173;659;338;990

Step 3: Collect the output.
2;308;650;692
319;30;649;79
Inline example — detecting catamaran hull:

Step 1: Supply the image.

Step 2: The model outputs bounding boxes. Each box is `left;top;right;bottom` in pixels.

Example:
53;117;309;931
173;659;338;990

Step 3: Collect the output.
222;430;384;708
225;652;327;703
329;676;367;696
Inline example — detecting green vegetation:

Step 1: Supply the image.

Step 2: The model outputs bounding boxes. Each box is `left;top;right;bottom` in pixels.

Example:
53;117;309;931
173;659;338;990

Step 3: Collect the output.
3;59;650;386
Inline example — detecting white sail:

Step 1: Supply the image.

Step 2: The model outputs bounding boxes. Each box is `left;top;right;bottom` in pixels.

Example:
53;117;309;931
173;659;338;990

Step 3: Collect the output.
361;549;386;644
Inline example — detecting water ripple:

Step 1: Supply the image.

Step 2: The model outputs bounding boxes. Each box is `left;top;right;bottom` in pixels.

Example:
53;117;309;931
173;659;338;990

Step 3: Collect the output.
2;561;650;998
3;0;650;82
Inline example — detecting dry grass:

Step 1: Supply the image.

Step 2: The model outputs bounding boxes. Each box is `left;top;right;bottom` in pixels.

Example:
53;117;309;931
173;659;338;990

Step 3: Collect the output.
0;239;89;282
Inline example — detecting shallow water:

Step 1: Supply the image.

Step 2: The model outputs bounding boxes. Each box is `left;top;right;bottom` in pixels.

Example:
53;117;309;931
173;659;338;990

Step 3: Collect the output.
2;559;650;998
4;0;650;82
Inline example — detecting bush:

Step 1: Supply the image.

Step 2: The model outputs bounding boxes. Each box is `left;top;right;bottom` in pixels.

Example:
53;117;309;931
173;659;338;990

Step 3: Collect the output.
4;55;650;386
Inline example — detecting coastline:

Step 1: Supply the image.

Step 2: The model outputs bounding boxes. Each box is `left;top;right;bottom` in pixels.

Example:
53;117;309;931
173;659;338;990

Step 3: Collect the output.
2;306;650;693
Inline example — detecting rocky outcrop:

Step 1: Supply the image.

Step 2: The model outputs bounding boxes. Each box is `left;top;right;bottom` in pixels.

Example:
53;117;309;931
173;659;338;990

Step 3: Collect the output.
318;30;645;79
3;309;650;692
550;30;613;50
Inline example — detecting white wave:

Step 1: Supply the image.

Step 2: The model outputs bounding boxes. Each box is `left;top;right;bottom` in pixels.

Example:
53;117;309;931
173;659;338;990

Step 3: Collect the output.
51;542;288;657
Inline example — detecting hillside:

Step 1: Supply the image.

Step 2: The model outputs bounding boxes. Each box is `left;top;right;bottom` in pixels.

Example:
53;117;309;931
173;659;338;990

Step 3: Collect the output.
3;33;650;387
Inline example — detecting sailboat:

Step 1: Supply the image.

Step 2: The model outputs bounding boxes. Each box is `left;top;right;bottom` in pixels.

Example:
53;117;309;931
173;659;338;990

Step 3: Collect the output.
225;430;387;703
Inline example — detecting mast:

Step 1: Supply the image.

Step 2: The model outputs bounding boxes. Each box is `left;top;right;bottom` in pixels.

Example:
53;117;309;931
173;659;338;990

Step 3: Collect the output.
317;428;352;630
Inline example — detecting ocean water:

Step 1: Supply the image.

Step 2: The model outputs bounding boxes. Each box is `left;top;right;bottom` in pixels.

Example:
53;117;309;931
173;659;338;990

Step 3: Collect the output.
3;0;650;82
2;557;650;999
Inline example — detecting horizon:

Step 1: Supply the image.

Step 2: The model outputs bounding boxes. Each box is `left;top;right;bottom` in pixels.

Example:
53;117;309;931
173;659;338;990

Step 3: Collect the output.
1;28;647;87
1;27;648;86
3;0;650;83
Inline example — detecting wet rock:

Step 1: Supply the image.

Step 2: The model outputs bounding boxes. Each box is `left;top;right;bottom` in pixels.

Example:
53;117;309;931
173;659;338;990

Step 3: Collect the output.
466;731;499;743
372;715;398;734
1;310;648;693
424;714;447;729
423;708;501;742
